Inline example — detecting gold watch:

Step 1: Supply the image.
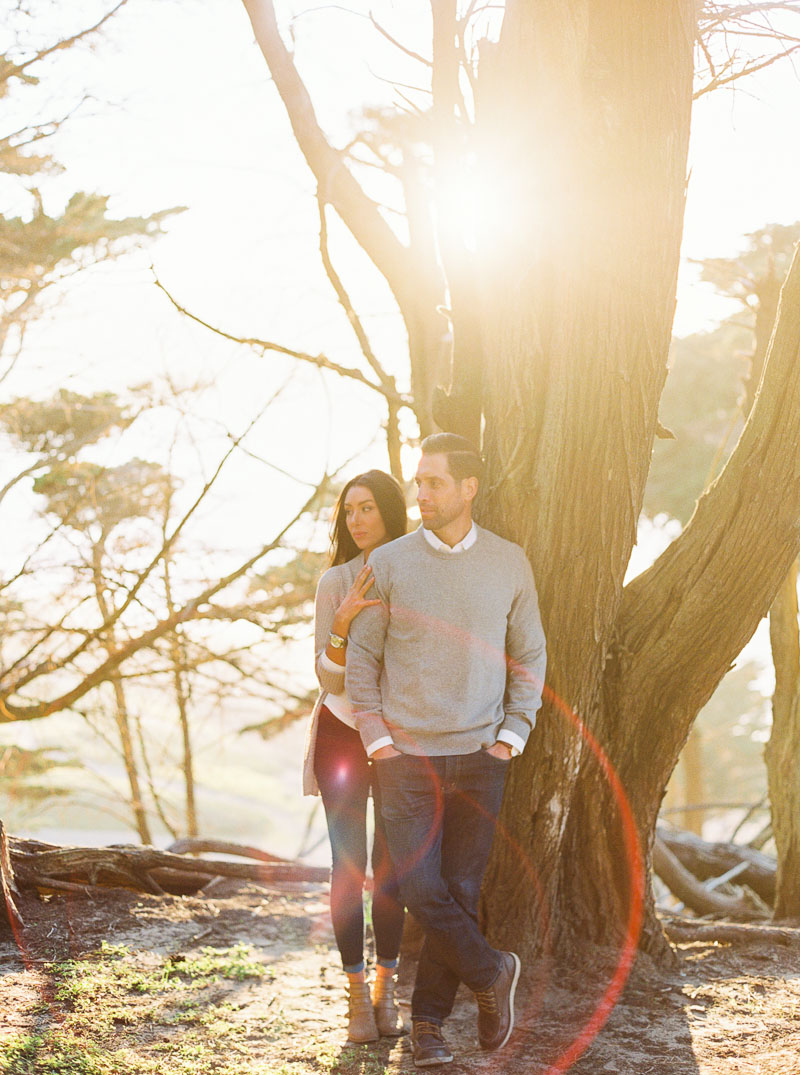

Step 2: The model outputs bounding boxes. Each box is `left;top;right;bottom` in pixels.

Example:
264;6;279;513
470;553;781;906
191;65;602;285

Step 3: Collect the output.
329;632;347;649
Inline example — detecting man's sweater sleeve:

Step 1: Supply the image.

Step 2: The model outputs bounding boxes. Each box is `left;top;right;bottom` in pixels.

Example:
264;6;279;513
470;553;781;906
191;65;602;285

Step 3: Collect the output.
345;571;392;753
502;550;547;747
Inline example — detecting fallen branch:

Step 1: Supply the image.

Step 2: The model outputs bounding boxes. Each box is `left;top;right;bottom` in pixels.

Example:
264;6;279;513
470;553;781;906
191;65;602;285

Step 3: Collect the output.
653;837;769;919
658;825;776;904
662;916;800;947
9;834;329;898
166;837;286;863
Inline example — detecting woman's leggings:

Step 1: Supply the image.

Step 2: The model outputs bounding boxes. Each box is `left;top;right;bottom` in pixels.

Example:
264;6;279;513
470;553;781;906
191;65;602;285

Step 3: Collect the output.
313;704;405;970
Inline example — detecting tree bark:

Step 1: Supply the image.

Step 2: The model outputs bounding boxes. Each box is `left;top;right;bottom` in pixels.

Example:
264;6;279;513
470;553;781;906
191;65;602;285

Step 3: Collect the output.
0;821;24;931
478;0;696;968
766;561;800;917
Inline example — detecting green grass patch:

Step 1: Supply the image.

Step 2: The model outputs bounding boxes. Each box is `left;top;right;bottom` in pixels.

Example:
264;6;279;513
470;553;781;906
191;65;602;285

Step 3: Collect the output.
0;942;272;1075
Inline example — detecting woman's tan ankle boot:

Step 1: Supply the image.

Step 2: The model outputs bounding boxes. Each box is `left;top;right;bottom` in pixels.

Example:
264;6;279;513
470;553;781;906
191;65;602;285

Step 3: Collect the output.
373;972;404;1036
347;980;379;1042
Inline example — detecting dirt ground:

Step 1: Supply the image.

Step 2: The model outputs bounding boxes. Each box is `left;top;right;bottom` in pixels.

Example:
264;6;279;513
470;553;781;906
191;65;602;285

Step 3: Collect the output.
2;880;800;1074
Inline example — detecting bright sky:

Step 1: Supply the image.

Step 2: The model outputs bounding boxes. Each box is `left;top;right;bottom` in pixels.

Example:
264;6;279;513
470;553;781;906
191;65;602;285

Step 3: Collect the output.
4;0;800;527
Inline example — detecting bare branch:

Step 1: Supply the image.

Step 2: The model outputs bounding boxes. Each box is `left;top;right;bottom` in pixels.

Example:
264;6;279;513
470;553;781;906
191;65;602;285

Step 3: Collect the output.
694;40;800;95
152;270;406;404
369;12;432;66
0;478;328;723
241;0;418;314
316;197;395;391
5;411;264;695
6;2;131;80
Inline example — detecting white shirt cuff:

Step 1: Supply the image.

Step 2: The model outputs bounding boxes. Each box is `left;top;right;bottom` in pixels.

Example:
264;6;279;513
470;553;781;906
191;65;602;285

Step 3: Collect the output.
320;652;345;674
496;730;525;757
366;736;394;757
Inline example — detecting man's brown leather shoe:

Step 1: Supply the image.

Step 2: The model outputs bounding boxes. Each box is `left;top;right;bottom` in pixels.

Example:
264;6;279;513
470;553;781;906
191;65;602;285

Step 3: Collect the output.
410;1020;454;1067
475;951;521;1051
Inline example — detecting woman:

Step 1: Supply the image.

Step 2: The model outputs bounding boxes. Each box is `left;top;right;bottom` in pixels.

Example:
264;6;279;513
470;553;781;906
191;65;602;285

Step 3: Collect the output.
302;470;408;1043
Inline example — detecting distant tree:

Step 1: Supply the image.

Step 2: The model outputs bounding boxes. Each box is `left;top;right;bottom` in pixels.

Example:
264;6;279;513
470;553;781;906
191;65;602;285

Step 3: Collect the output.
0;3;321;841
0;0;183;383
643;324;750;526
33;457;172;843
0;387;327;840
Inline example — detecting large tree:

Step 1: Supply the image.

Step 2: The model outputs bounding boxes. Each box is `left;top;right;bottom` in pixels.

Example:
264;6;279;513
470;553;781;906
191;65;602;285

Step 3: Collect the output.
238;0;800;980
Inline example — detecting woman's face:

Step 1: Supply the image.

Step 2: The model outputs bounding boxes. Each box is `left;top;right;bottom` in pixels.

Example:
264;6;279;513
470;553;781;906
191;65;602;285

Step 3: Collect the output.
343;484;388;555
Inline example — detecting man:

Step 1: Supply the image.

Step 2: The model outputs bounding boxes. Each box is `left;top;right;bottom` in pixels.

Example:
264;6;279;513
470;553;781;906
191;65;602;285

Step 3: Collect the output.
345;433;546;1067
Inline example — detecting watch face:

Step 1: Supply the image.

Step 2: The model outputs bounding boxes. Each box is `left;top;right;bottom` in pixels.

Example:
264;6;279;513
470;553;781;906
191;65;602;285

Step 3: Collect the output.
329;633;346;648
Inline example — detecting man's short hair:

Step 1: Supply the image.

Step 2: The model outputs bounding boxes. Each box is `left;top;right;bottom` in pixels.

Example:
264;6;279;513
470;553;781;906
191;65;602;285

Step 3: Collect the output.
421;433;482;483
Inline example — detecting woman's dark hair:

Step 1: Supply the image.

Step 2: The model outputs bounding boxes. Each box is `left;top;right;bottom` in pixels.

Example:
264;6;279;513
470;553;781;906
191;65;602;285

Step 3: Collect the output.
329;470;407;566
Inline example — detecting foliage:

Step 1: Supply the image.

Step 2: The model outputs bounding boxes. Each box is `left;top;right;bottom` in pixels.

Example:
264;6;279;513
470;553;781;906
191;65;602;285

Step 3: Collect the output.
33;458;171;536
695;223;800;305
645;223;800;525
0;391;134;457
644;323;750;524
0;1;184;370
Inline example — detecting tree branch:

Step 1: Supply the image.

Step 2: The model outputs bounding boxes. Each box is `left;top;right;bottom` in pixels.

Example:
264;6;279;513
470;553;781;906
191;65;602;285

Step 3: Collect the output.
152;271;405;404
368;13;432;66
6;2;131;80
240;0;417;313
0;479;327;723
617;245;800;736
693;41;800;96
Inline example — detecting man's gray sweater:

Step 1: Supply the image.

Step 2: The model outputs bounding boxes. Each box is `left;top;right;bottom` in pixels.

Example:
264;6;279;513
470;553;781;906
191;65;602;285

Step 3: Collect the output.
345;525;547;756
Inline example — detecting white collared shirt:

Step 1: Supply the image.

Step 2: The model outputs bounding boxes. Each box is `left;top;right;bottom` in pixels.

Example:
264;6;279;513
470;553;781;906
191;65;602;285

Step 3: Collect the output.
421;521;477;554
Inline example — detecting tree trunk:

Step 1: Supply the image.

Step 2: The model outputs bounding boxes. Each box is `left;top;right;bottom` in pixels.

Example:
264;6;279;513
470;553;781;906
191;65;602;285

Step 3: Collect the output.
766;560;800;918
748;265;800;922
478;0;696;969
164;555;198;837
92;551;152;844
681;726;705;836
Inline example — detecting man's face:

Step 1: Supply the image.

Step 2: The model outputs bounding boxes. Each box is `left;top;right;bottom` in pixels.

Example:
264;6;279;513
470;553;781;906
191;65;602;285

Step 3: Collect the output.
415;452;473;532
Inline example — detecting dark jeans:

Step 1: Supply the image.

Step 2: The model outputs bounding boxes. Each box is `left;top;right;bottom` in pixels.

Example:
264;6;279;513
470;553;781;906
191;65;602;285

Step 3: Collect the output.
374;750;510;1023
314;705;405;969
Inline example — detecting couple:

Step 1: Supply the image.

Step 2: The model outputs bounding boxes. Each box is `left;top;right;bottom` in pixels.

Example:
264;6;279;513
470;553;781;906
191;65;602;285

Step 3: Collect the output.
303;433;547;1067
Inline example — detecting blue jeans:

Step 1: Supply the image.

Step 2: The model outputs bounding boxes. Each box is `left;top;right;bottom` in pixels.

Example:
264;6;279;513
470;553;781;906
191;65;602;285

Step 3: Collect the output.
374;750;510;1023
